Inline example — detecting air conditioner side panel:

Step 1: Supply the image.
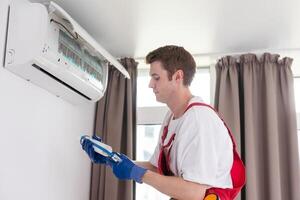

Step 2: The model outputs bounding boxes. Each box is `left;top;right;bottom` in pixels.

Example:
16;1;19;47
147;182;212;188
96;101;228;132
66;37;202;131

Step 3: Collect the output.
5;1;48;66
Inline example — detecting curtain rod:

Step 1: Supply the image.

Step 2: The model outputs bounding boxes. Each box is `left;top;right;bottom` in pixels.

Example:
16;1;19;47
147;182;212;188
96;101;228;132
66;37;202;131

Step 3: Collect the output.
133;47;300;60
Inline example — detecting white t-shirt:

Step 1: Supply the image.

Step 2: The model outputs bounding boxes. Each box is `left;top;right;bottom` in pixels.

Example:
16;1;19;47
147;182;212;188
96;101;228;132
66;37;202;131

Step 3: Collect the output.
150;96;233;188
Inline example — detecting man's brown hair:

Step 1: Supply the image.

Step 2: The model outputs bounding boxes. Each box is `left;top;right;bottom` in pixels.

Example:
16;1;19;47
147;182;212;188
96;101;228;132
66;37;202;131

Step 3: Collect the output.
146;45;196;86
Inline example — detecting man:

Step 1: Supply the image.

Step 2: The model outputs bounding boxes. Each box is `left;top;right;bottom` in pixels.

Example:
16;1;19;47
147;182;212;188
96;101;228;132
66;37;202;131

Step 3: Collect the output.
81;45;245;200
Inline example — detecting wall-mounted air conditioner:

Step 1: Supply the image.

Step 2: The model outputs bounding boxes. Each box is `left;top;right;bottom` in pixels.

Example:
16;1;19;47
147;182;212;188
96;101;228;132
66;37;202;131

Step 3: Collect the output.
4;0;130;104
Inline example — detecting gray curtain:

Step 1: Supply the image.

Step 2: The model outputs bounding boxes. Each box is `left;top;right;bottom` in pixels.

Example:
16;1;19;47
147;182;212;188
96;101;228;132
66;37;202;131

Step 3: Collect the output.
90;58;138;200
214;53;300;200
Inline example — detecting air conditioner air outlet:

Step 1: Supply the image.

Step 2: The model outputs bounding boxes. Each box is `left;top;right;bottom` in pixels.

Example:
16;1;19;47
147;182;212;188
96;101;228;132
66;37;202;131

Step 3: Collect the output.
32;64;92;101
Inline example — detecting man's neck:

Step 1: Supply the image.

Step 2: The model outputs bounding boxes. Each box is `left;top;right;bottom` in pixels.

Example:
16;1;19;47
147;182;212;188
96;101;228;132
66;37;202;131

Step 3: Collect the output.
167;89;193;119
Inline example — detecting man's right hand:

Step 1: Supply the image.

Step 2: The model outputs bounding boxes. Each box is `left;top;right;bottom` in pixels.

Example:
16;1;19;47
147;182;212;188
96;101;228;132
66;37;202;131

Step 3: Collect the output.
81;135;108;164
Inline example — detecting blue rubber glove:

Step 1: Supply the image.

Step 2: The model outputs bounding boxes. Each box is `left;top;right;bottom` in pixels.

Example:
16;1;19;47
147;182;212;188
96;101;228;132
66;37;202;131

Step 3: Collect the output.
80;135;108;164
108;153;147;183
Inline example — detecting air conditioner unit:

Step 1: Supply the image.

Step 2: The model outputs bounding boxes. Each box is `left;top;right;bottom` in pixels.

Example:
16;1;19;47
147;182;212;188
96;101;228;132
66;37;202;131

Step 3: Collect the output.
4;0;130;104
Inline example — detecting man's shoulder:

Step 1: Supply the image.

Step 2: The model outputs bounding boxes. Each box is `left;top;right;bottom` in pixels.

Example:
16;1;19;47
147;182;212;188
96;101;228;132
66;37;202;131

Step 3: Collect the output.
185;103;216;117
182;103;223;129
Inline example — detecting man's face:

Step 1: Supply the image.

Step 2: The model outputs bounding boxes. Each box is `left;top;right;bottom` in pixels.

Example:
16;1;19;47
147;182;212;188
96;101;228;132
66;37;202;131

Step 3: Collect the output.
148;61;176;103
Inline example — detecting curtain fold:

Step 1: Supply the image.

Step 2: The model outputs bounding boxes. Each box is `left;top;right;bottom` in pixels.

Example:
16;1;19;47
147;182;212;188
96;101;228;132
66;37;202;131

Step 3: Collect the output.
90;58;138;200
214;53;300;200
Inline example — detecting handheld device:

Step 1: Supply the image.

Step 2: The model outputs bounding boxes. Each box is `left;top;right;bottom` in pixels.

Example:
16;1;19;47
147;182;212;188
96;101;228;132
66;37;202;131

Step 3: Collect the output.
80;135;122;163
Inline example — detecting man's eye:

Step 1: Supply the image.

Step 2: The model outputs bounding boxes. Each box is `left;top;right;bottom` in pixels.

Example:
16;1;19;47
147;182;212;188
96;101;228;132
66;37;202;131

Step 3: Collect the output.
154;77;160;81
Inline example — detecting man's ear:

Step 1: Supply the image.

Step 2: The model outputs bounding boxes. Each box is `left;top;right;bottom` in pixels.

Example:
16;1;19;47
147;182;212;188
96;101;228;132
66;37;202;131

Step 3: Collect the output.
173;69;184;83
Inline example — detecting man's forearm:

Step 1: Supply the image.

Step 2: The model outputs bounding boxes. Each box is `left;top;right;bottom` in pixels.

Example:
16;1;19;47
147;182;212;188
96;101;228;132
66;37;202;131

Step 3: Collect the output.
135;161;158;172
142;170;209;200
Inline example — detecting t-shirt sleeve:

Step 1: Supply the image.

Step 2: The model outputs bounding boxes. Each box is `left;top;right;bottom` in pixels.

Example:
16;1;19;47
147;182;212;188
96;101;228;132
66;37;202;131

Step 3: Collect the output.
176;107;232;187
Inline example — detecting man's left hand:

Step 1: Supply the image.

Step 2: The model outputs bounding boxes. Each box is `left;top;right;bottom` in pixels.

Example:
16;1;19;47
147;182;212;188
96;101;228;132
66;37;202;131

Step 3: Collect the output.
108;153;147;183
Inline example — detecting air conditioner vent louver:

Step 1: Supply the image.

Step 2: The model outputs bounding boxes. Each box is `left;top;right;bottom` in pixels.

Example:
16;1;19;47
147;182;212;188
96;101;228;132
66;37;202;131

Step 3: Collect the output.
32;64;92;100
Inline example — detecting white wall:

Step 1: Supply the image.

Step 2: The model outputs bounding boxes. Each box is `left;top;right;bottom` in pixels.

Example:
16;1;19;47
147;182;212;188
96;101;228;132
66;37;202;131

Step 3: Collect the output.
0;0;95;199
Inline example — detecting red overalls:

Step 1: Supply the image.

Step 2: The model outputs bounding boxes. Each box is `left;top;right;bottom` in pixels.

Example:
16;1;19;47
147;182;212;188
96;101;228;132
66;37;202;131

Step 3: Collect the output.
157;102;246;200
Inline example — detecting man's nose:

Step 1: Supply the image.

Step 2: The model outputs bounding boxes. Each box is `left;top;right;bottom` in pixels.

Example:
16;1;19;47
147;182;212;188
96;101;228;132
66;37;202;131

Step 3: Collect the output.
148;79;153;88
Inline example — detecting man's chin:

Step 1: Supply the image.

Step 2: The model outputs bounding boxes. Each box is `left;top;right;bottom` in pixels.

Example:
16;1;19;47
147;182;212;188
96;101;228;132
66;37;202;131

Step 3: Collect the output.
155;96;165;104
155;95;160;102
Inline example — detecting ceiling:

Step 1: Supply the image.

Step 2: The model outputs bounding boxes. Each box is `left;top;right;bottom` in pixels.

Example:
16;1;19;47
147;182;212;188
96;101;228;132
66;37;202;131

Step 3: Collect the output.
30;0;300;74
